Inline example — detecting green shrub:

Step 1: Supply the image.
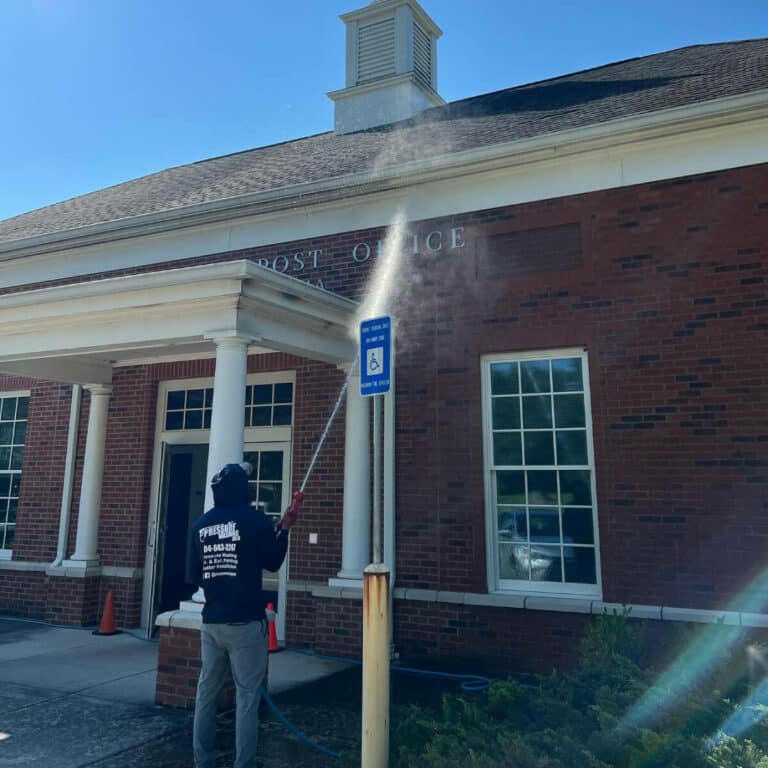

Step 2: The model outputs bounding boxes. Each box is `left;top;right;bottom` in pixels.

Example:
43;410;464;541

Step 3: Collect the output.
389;613;768;768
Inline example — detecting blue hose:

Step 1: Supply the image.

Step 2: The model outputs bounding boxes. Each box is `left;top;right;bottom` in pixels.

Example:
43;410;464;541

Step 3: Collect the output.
0;614;97;632
287;647;492;692
260;648;492;759
260;687;341;759
390;665;491;693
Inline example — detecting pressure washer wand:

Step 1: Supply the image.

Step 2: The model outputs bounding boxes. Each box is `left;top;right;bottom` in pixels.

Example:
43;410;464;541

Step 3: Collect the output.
298;358;358;493
276;491;304;531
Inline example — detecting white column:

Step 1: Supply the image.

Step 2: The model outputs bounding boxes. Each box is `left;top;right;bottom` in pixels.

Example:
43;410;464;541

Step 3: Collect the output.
330;364;371;585
203;334;250;511
69;384;112;565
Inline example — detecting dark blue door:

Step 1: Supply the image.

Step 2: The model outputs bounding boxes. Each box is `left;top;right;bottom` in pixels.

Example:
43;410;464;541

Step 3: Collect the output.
157;444;208;614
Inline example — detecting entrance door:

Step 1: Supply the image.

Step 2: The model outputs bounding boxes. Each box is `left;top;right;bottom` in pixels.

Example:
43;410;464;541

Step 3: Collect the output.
147;441;292;640
243;443;292;645
153;443;208;621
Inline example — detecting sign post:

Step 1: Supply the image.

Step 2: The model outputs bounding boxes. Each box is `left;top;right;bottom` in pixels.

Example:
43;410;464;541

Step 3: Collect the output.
359;316;391;768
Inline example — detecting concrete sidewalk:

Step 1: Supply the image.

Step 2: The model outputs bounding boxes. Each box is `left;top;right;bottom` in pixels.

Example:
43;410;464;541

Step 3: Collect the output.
0;618;353;767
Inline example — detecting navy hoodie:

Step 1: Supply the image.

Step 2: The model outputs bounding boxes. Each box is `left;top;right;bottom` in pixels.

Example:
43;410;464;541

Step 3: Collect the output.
187;465;288;624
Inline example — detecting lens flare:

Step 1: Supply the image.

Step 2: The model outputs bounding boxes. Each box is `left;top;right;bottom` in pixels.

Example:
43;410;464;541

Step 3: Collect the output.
617;566;768;744
705;676;768;751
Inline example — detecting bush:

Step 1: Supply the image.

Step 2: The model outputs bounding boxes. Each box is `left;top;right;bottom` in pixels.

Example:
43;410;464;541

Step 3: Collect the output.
390;613;768;768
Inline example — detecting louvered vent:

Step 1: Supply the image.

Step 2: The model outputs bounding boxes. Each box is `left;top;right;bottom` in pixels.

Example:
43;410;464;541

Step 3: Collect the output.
357;18;396;84
413;22;432;89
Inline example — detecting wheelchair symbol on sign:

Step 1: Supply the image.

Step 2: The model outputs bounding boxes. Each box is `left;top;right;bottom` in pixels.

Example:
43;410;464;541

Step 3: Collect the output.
366;347;384;377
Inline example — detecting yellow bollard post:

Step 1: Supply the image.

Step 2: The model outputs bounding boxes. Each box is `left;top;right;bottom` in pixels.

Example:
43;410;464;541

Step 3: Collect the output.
362;563;390;768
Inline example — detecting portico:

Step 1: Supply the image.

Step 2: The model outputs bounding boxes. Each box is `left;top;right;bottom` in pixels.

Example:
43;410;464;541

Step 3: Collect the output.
0;259;378;632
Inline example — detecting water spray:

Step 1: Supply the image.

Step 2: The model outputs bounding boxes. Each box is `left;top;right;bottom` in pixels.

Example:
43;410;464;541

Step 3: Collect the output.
297;207;408;496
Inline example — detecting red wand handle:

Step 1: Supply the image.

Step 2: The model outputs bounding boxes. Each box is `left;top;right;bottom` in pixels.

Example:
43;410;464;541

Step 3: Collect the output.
289;491;304;515
278;491;304;531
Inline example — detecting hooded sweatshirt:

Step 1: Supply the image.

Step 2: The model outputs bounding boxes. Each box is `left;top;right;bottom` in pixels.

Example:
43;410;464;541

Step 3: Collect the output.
187;464;289;624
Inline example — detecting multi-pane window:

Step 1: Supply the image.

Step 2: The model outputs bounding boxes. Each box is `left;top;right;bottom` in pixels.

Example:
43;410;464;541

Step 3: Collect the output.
243;450;284;522
165;388;213;431
164;383;294;431
483;351;599;595
245;383;293;428
0;394;29;552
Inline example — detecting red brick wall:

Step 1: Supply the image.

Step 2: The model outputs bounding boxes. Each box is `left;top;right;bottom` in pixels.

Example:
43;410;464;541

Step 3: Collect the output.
156;626;202;708
289;362;346;582
0;571;45;617
101;574;144;629
287;594;582;675
387;164;768;610
9;381;74;563
45;575;101;626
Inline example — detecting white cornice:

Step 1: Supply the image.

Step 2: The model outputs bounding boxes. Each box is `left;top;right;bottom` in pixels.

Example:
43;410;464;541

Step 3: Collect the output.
327;71;444;103
0;88;767;261
0;260;359;378
0;259;355;314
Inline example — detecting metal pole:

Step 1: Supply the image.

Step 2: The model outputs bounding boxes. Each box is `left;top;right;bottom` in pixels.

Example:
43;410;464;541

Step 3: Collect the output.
362;564;390;768
362;393;390;768
372;394;382;565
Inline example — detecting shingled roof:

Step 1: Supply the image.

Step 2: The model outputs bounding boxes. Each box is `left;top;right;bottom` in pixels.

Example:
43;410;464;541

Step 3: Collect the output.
1;39;766;246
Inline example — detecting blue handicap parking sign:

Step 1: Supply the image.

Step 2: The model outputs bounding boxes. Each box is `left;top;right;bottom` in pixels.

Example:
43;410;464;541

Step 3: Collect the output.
360;316;392;396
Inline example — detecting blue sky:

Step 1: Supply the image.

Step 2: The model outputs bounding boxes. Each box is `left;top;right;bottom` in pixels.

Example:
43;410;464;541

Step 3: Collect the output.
1;0;765;222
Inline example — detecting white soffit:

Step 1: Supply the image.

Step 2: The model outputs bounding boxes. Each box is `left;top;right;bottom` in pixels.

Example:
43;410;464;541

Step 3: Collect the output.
0;261;359;382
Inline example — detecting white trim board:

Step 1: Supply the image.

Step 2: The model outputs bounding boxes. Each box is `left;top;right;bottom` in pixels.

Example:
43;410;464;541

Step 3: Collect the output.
0;560;142;578
296;582;768;629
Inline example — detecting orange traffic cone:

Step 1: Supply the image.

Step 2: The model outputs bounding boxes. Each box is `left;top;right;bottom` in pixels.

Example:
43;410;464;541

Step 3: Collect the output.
266;602;280;652
93;590;120;636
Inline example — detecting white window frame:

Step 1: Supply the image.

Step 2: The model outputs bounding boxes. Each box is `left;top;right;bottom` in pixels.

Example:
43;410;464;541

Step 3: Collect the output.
481;349;602;598
0;390;30;559
159;372;295;441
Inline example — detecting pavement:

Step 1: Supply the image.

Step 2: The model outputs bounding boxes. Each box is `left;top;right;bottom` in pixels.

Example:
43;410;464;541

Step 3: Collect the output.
0;617;357;767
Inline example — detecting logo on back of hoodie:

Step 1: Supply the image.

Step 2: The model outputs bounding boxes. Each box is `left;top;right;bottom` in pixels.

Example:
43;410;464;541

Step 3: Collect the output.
199;521;241;579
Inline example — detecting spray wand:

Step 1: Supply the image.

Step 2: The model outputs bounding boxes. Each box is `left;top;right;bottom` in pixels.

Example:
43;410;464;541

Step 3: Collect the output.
276;491;304;531
275;360;356;535
297;355;359;495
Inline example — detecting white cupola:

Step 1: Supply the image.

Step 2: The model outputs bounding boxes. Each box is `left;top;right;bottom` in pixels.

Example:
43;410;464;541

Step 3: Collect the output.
328;0;445;134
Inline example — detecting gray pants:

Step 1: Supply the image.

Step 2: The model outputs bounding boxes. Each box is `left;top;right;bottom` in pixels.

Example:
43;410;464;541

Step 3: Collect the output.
193;621;268;768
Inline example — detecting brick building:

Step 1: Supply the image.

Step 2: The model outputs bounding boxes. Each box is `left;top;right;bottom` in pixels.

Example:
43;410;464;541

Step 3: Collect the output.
0;1;766;707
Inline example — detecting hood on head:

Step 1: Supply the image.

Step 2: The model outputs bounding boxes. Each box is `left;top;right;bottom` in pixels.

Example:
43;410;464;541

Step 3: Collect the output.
210;463;251;509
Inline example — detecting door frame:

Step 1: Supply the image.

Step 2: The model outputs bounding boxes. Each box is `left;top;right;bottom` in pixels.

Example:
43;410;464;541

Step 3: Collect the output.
142;422;211;634
151;441;209;619
141;373;296;634
244;440;292;646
